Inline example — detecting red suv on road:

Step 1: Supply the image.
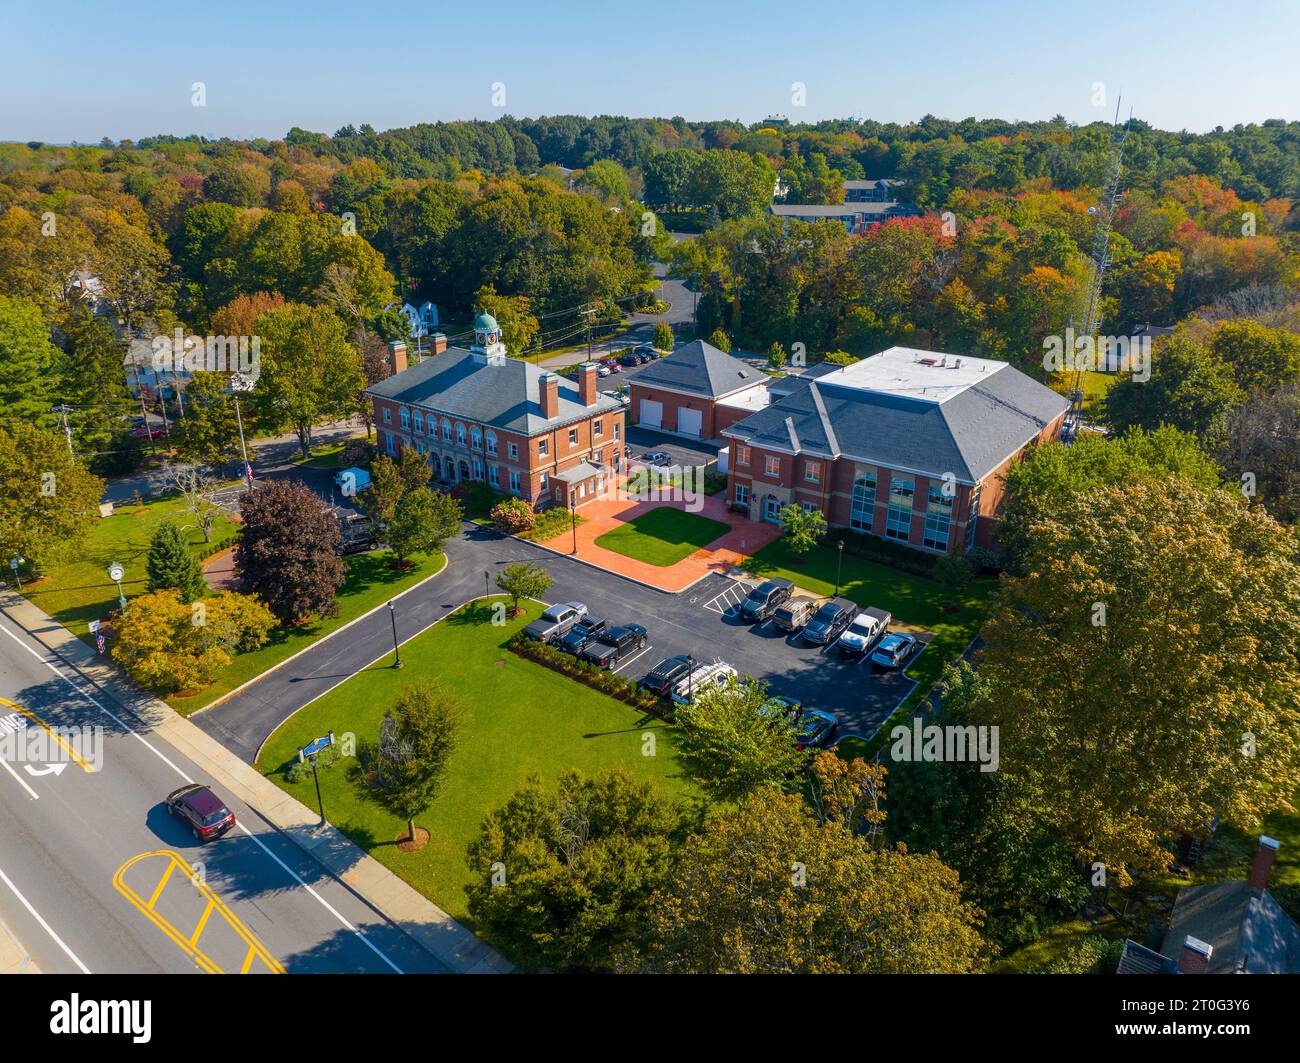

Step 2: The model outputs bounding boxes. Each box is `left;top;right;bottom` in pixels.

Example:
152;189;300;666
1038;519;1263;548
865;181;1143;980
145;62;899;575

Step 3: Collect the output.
166;784;236;842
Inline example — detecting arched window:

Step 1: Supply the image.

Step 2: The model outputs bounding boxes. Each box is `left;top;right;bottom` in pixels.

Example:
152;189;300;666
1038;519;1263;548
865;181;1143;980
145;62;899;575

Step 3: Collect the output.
441;418;452;441
485;431;498;456
456;423;466;446
471;427;483;450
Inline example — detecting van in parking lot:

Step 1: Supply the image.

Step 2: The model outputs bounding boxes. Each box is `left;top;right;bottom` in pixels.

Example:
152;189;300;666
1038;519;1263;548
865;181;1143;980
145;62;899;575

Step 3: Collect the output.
771;595;818;633
670;661;737;706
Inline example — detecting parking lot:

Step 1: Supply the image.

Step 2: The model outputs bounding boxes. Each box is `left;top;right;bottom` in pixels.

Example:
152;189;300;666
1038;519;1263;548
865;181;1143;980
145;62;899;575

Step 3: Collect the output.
542;566;931;743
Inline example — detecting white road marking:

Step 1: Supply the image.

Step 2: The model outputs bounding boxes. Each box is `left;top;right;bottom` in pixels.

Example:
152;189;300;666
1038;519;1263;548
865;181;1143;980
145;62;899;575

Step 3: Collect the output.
0;863;90;973
0;757;38;800
0;619;405;974
612;646;653;674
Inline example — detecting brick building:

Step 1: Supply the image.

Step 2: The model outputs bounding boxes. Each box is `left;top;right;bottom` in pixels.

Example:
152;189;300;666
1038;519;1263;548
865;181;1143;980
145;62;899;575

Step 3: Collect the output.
628;339;768;440
365;313;625;510
720;347;1068;555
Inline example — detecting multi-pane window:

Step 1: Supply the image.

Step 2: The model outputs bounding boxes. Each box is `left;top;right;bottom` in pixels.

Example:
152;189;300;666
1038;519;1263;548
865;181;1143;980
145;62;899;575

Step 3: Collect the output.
613;421;620;440
538;438;549;457
471;427;483;450
384;432;395;455
539;472;549;492
966;482;982;552
593;420;603;438
800;501;819;517
472;459;484;481
735;445;750;465
568;428;578;445
382;408;391;424
850;473;876;532
508;442;518;460
804;461;821;484
509;470;521;493
400;408;410;429
735;483;749;505
885;477;914;541
488;465;500;487
456;423;466;446
413;411;423;434
924;485;953;551
442;419;452;441
764;455;780;478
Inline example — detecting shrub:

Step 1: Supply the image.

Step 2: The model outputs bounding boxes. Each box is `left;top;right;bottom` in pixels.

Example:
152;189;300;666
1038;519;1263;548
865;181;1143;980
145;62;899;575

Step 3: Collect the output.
707;328;732;352
338;440;375;470
508;635;671;720
490;496;537;533
285;742;343;784
835;528;940;579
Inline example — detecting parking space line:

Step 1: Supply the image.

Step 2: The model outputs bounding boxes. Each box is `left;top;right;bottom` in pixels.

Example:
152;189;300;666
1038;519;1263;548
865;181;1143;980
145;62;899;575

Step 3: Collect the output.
0;863;90;973
613;646;653;674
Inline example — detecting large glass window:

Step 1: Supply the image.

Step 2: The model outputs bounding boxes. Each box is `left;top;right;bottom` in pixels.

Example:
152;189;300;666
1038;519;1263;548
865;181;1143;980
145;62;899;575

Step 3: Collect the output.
885;477;914;541
924;485;953;551
850;473;876;532
486;431;497;455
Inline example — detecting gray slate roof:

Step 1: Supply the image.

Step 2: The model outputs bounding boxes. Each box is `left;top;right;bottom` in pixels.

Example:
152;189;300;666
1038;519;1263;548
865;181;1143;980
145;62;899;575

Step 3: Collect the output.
633;339;768;399
771;202;912;218
723;363;1068;483
1161;882;1300;974
365;347;622;435
1116;940;1178;975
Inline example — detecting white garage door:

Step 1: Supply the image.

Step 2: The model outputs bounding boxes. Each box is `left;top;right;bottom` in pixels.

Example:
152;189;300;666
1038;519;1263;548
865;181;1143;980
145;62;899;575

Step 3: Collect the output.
639;399;662;429
677;407;702;437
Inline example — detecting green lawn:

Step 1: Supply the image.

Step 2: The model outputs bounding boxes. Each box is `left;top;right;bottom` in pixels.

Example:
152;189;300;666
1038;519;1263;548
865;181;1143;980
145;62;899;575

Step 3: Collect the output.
166;549;445;715
257;597;699;927
20;493;240;642
743;537;993;744
289;435;365;469
594;506;731;566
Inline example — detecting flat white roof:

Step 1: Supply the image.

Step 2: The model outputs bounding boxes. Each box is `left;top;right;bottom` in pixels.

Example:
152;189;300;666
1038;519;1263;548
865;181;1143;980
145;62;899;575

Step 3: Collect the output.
716;386;772;412
815;347;1006;405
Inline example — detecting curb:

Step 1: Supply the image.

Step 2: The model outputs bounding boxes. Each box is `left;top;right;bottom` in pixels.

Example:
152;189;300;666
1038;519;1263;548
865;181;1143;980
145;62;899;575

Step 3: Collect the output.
0;916;39;974
0;588;512;975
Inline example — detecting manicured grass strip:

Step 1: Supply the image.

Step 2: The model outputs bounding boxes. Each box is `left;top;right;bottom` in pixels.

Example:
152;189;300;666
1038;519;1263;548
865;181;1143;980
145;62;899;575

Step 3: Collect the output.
257;597;698;927
167;549;445;715
593;506;731;566
743;536;992;744
289;436;364;468
20;493;240;641
520;507;585;543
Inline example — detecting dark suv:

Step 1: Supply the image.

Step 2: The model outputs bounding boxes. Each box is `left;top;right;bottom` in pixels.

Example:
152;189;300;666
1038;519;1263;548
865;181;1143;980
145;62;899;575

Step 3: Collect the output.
166;784;236;842
740;578;794;622
640;655;692;697
580;624;648;668
802;597;859;645
558;614;607;655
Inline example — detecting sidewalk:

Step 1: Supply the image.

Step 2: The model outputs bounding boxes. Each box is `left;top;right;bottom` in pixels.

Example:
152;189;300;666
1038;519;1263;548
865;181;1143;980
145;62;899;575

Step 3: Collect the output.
0;917;39;974
0;588;512;975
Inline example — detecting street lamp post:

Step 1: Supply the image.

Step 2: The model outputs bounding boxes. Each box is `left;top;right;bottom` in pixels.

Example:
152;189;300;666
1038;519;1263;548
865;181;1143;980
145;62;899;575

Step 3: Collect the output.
231;372;254;492
108;562;126;612
834;541;845;597
484;570;491;601
309;754;325;829
388;601;403;668
570;494;578;555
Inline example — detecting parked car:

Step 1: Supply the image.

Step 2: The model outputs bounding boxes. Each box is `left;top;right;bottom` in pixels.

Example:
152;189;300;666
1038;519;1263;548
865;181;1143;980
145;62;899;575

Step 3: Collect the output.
635;343;664;359
795;709;839;750
869;631;918;670
771;596;818;633
596;363;612;377
522;602;588;644
836;607;892;657
640;450;672;467
557;614;607;655
166;784;235;842
131;422;165;440
602;359;622;374
802;597;859;645
335;511;377;556
740;578;794;622
670;661;737;706
640;655;693;697
618;351;640;367
580;623;648;668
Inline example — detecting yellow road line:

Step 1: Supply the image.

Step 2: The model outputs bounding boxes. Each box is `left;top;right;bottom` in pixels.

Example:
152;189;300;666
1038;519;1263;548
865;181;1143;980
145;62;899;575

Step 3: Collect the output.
0;695;93;772
113;850;284;974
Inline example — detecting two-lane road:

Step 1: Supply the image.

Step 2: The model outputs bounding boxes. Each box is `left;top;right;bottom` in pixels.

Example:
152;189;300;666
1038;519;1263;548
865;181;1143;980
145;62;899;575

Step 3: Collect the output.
0;610;447;975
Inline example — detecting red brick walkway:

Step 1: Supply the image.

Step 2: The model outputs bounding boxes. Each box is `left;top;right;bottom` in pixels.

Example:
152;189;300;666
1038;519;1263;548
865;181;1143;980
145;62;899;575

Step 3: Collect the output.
531;490;781;592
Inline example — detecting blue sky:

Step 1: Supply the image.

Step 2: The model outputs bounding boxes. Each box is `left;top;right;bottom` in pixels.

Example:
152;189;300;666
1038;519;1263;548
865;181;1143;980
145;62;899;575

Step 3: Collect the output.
3;0;1297;142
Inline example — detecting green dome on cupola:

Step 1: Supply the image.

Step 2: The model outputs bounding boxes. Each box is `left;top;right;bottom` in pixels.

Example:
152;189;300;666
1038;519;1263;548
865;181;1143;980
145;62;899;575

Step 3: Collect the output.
474;311;499;332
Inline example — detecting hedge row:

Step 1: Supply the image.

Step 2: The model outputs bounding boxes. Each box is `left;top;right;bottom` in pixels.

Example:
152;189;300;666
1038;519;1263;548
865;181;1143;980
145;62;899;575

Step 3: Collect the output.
833;528;940;578
507;634;672;721
197;534;240;562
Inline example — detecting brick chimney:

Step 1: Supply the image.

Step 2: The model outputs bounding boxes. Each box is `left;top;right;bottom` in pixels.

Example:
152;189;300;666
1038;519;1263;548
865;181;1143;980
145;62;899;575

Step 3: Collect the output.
539;373;559;420
1248;835;1281;892
431;332;447;355
388;340;408;375
579;362;598;406
1177;935;1213;974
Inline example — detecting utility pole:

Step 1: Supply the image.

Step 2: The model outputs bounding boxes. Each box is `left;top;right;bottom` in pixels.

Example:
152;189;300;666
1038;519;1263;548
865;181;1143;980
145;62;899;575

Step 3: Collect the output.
579;304;597;361
51;404;74;454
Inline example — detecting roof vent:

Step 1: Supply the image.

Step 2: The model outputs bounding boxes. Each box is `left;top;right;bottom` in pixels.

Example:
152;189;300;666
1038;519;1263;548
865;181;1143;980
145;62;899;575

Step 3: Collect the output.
940;355;947;367
954;358;962;369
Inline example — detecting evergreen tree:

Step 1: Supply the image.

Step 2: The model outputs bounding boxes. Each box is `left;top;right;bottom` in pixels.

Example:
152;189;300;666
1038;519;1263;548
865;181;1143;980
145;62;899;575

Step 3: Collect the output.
145;521;207;602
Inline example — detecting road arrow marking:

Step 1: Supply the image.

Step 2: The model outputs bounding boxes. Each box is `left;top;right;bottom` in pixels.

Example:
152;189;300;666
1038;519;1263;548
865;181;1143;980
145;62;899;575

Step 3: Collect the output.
23;763;68;778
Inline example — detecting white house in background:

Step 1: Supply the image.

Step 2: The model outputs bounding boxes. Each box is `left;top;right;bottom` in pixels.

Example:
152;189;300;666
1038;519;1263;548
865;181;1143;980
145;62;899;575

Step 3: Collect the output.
395;301;439;338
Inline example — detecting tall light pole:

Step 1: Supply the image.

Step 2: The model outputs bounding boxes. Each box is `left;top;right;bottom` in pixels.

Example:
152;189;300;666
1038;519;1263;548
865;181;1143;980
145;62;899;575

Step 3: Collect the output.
834;540;845;597
484;570;491;601
231;372;254;492
51;404;74;454
388;601;403;669
570;493;578;555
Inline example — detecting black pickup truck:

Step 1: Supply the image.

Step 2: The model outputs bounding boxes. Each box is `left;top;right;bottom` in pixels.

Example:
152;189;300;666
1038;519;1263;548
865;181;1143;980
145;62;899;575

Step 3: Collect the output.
579;623;648;669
